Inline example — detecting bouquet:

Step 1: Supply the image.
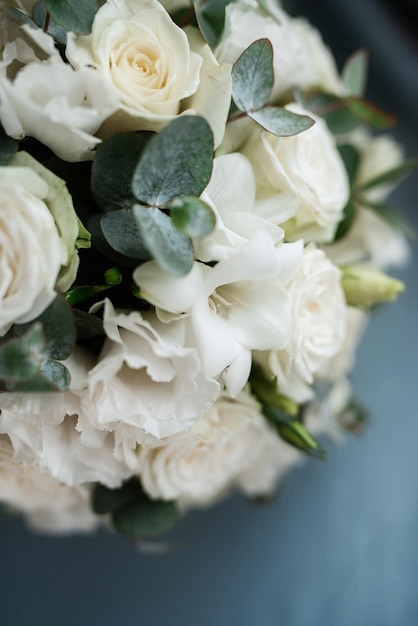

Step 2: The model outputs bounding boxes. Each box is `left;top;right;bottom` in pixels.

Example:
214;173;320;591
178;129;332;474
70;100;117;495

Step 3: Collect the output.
0;0;413;538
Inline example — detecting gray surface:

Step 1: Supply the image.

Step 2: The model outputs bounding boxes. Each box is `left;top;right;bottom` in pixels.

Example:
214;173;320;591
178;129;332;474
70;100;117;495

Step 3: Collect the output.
1;2;418;624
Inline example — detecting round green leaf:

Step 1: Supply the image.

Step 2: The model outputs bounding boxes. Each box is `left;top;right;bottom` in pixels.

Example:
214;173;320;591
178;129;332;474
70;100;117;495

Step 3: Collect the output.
100;209;151;260
249;106;314;136
133;205;194;276
44;0;97;34
231;38;274;113
131;116;214;207
0;325;45;381
92;480;144;515
169;196;216;237
113;499;179;537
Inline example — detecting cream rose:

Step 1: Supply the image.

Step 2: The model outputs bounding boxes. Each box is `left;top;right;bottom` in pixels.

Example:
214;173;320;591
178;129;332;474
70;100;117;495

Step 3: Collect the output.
0;435;99;534
66;0;232;145
139;389;297;506
243;103;349;243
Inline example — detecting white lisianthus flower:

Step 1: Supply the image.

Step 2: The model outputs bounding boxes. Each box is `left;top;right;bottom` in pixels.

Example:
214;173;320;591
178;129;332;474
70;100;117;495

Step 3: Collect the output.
0;435;99;534
80;300;220;463
216;0;342;103
66;0;232;146
134;231;303;396
195;153;290;262
243;103;349;243
0;350;132;488
257;246;346;403
139;389;300;506
0;163;61;335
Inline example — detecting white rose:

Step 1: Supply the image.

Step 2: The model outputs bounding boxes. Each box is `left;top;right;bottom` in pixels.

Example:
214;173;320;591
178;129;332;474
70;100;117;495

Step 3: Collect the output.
66;0;232;146
257;246;346;403
0;349;132;487
0;162;62;334
243;103;349;243
80;300;220;462
0;435;99;534
216;0;342;103
139;389;295;506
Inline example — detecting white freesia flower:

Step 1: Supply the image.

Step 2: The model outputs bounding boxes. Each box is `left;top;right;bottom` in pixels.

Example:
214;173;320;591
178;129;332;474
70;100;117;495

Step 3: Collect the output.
216;0;342;103
0;163;62;335
243;103;349;243
256;246;346;403
0;435;98;534
139;389;300;505
134;231;303;395
66;0;232;146
0;350;132;487
80;300;220;464
0;28;117;161
195;153;290;262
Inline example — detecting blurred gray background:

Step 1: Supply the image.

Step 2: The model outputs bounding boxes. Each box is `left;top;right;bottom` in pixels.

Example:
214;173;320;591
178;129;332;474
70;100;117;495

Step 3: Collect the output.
1;1;418;624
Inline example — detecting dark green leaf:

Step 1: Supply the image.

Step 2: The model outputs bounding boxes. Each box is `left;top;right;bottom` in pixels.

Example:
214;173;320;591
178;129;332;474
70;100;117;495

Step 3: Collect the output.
334;196;356;241
133;205;194;276
342;49;368;97
65;284;109;306
231;39;274;112
91;133;151;211
92;479;144;515
168;196;216;238
1;5;37;27
44;0;97;34
73;309;105;341
100;208;151;260
356;157;418;192
0;325;45;381
88;214;143;268
249;106;314;136
347;97;397;129
361;200;415;239
338;144;361;186
0;129;18;166
131;116;213;207
307;93;359;134
193;0;231;46
113;498;179;537
32;1;67;44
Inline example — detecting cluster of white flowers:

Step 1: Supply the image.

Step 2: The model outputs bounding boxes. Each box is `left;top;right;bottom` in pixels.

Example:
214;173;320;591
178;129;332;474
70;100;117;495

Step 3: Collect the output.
0;0;408;535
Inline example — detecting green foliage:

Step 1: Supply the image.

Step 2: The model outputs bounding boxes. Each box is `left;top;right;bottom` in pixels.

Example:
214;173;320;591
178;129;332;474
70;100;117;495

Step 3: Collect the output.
264;408;327;460
338;144;361;186
1;5;37;27
342;49;368;97
193;0;234;46
44;0;98;34
72;309;105;341
346;97;396;129
334;196;356;241
231;39;274;112
0;129;18;166
113;498;179;537
132;116;214;206
357;157;418;192
100;209;151;261
132;205;194;276
32;2;67;44
168;196;216;238
249;363;298;416
249;107;314;136
92;480;144;514
361;200;414;239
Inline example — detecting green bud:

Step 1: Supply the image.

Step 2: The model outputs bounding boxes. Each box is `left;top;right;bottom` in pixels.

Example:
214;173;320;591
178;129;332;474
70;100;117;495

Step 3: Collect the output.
341;266;405;307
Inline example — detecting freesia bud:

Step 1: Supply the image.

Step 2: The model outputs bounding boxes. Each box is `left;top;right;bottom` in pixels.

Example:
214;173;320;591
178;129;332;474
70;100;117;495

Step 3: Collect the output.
341;266;405;307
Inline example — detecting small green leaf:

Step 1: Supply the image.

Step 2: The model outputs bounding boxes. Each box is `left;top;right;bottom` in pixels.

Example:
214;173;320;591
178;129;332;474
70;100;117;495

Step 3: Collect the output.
133;205;194;276
356;157;418;192
44;0;97;34
0;129;18;166
249;106;314;136
92;480;144;515
193;0;231;46
361;200;415;239
342;49;368;97
132;116;213;207
1;6;37;27
73;309;105;341
0;325;45;381
168;196;216;238
113;498;179;537
306;92;359;134
334;196;356;241
338;144;361;186
231;38;274;112
347;97;397;129
91;133;150;210
249;363;299;416
32;1;67;44
100;209;152;260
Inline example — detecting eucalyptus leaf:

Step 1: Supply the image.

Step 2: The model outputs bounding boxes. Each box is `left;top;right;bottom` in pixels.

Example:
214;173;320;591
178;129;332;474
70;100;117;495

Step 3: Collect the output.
168;196;216;237
45;0;97;33
32;1;67;44
356;157;418;192
0;325;45;381
93;480;144;515
342;49;368;97
231;38;274;112
347;97;397;129
0;131;18;166
1;6;37;27
133;205;194;276
73;309;105;341
100;208;151;260
132;116;213;207
249;106;314;136
39;359;71;390
193;0;231;46
113;498;179;537
91;133;150;210
305;92;359;134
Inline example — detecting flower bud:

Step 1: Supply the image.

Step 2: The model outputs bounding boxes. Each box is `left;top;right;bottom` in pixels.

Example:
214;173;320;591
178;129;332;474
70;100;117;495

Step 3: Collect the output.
341;266;405;307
